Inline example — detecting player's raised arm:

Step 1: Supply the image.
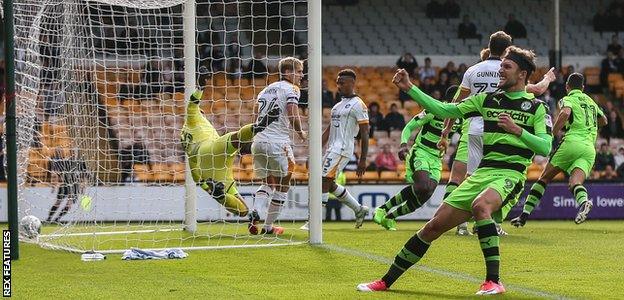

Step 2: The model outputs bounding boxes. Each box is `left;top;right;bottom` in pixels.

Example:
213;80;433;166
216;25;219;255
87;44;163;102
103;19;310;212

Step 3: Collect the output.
526;67;555;96
393;69;463;119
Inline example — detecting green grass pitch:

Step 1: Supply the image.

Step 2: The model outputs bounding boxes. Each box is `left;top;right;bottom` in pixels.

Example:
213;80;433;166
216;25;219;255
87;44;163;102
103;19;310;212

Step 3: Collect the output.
11;221;624;299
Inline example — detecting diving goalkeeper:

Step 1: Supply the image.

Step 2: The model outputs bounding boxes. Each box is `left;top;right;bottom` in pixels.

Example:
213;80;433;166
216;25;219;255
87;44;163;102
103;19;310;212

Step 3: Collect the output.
181;89;280;217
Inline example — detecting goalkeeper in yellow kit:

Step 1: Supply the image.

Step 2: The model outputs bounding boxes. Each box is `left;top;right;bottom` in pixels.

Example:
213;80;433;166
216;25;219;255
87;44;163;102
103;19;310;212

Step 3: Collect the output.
181;89;280;217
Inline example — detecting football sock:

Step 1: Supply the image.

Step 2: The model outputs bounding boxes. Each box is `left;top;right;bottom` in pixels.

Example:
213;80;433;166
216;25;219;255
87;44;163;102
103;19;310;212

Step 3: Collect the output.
332;184;360;211
572;184;588;205
382;232;430;287
386;186;422;219
264;191;287;230
523;180;546;214
475;219;500;283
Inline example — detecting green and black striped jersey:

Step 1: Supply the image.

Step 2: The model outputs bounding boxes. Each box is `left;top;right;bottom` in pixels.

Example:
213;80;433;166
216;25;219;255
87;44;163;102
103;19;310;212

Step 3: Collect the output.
456;90;552;174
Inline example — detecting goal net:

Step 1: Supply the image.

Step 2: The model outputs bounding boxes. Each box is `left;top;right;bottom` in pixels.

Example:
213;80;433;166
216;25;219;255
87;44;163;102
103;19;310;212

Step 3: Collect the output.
13;0;313;253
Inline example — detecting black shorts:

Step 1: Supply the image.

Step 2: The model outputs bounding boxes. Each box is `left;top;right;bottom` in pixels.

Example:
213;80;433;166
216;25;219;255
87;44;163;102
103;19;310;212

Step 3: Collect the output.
58;185;79;200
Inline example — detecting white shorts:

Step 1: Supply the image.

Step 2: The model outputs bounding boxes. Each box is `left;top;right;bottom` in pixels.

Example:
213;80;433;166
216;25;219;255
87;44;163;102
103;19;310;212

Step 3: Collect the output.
467;134;483;175
322;151;350;178
252;141;295;178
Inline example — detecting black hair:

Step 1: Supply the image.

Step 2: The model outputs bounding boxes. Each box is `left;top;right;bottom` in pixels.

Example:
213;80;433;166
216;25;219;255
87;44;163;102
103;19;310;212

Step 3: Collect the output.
567;72;584;90
337;69;356;80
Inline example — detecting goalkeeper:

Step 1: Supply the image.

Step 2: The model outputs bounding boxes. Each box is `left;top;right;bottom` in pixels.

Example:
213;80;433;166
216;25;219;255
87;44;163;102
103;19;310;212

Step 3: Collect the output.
181;89;280;217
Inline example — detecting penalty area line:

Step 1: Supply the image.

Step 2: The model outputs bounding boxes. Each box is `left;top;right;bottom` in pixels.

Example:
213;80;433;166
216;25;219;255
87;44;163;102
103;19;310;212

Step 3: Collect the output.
317;243;573;300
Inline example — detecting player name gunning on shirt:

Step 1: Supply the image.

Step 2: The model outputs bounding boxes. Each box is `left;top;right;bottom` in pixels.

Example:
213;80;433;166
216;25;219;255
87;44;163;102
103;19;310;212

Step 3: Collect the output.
476;71;500;78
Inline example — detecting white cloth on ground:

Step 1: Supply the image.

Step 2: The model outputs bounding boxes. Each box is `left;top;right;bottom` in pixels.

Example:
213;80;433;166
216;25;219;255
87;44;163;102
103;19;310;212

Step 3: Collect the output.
122;248;188;260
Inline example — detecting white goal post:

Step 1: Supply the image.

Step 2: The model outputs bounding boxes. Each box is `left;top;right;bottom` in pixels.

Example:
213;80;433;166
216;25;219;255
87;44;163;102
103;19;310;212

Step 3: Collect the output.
11;0;321;253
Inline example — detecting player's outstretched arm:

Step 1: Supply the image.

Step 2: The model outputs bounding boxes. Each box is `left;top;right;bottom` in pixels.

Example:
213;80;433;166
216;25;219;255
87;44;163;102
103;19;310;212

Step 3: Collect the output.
526;67;555;96
393;69;462;119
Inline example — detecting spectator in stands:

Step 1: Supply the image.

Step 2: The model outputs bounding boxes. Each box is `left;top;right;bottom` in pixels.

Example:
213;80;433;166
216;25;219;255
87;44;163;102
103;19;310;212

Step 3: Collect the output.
210;48;225;72
431;89;442;100
227;36;241;58
458;15;481;40
226;58;243;80
601;51;620;88
368;102;384;137
383;104;405;132
418;57;436;82
426;0;443;18
603;110;624;139
374;144;398;175
616;48;624;73
563;65;575;83
503;14;527;39
607;34;622;55
434;72;450;95
245;52;268;79
549;69;567;100
322;79;336;108
119;142;152;183
595;143;616;173
442;0;460;18
420;76;436;96
396;52;418;77
439;61;457;81
615;146;624;178
538;89;557;118
602;165;620;180
457;63;468;81
615;146;624;170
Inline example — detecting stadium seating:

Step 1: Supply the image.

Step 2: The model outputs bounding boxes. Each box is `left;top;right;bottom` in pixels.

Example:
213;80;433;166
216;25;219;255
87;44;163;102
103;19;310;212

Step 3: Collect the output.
322;0;602;56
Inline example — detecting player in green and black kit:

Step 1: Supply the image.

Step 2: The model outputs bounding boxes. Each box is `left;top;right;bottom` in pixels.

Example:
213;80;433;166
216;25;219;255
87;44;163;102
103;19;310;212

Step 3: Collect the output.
373;86;458;231
510;73;608;227
358;46;552;295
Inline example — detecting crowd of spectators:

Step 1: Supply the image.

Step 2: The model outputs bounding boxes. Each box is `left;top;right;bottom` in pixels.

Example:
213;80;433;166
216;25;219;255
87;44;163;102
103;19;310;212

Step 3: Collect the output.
600;34;624;94
593;1;624;32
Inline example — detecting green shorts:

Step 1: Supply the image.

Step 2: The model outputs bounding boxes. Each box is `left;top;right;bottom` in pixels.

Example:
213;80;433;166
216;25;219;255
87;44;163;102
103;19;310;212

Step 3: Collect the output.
444;167;525;223
549;141;595;178
454;119;469;163
405;147;441;183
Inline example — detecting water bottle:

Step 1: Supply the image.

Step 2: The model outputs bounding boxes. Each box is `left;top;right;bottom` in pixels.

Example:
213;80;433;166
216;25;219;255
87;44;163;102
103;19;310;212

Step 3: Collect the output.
81;251;106;261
